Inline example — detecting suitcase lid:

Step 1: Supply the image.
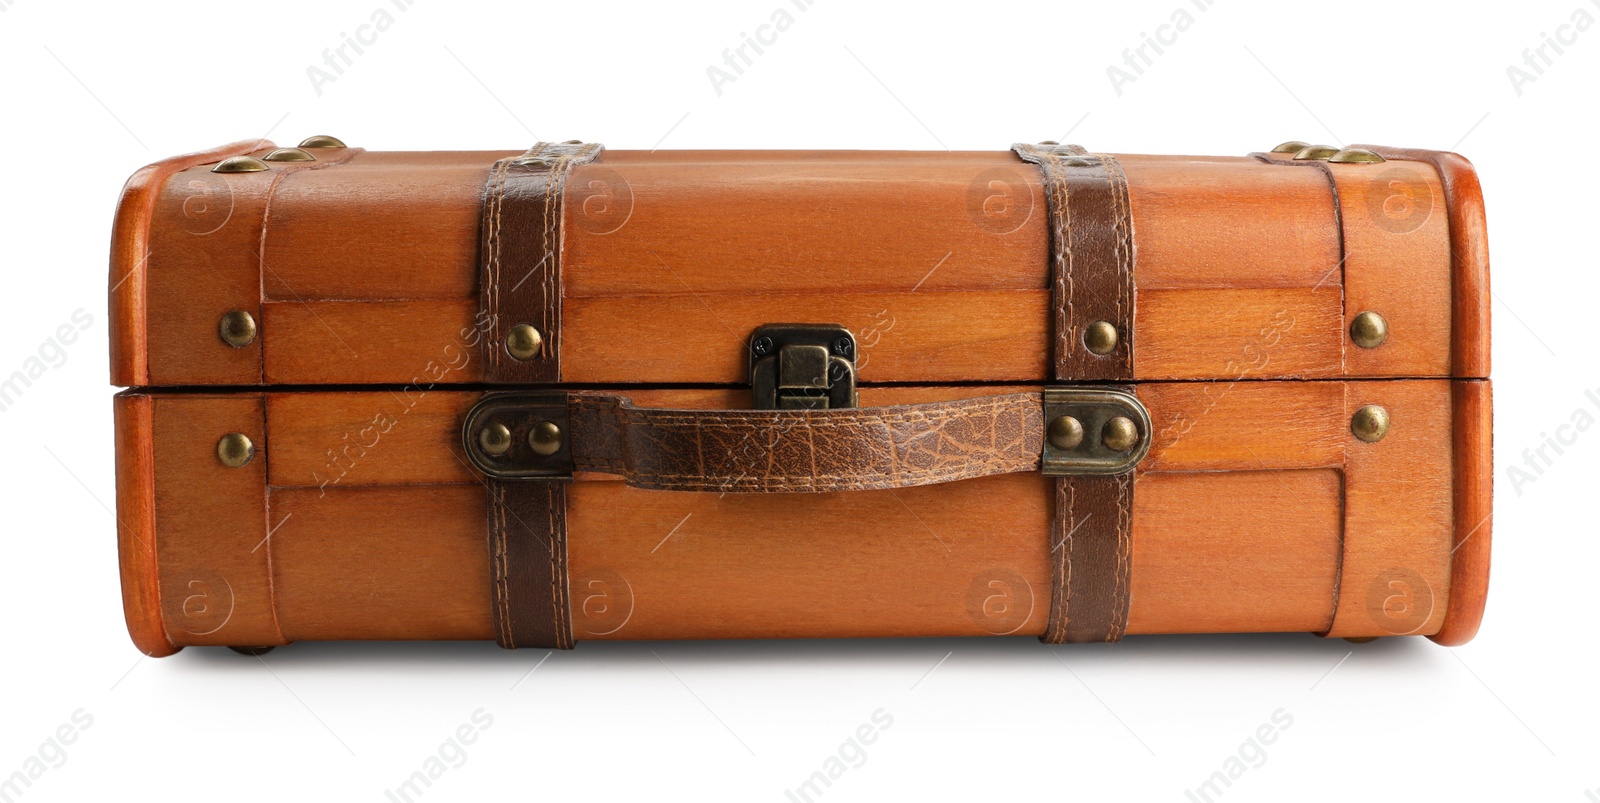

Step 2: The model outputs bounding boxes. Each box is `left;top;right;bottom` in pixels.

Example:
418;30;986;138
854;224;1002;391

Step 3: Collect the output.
109;139;1488;390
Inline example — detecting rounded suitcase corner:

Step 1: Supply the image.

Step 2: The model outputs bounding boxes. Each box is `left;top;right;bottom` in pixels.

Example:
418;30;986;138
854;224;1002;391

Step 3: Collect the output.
114;391;180;657
110;140;272;390
1431;379;1492;646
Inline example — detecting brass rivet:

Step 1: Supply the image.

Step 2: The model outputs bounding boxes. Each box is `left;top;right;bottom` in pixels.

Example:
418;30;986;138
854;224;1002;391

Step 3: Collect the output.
528;421;563;456
1084;321;1119;355
1270;140;1311;154
263;147;317;163
506;324;543;361
211;155;269;174
1350;311;1388;349
1038;140;1059;145
217;433;255;468
218;310;257;348
1102;416;1139;453
1329;147;1386;164
1351;405;1390;443
478;423;512;457
1048;415;1085;450
1293;145;1339;161
298;135;347;148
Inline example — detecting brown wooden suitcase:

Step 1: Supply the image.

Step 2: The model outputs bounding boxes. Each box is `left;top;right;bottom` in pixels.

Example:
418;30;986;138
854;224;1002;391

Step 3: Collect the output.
109;137;1491;656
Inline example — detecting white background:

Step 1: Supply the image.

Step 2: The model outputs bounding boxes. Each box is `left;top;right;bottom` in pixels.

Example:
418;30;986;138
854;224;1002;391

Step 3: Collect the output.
1;1;1595;800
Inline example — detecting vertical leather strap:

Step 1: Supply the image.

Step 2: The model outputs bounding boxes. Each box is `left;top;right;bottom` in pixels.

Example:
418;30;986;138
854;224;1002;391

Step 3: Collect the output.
480;141;603;383
487;480;572;649
1013;143;1138;644
1011;143;1136;381
1044;473;1134;644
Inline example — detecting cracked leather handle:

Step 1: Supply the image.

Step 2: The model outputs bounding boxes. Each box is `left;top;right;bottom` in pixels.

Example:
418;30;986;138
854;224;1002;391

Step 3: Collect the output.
464;391;1148;493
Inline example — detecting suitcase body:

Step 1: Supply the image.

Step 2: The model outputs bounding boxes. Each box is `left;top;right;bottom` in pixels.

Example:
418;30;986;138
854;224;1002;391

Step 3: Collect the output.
109;138;1491;655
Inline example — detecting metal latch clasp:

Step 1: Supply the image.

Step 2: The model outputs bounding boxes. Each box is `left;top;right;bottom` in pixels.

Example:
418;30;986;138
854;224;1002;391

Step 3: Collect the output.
749;324;858;410
1040;387;1152;476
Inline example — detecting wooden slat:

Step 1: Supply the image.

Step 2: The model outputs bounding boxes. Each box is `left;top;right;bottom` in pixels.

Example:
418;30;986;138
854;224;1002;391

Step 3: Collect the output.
263;155;489;302
262;299;480;385
563;155;1048;297
1139;381;1345;472
151;394;280;647
1326;380;1454;637
1330;161;1453;378
111;140;268;387
1353;145;1491;378
1128;470;1342;634
568;474;1053;640
268;486;494;641
1433;379;1492;645
144;160;275;386
1119;155;1340;290
266;391;479;489
564;290;1047;384
1135;287;1343;380
114;393;173;656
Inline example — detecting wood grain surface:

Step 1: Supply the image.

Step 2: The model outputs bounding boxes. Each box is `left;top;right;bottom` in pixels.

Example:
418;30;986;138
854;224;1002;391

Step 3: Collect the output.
111;148;1487;387
117;381;1468;645
109;144;1490;650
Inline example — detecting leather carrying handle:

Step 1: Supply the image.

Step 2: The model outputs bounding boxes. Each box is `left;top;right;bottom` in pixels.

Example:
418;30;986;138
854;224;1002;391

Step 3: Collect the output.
463;391;1149;493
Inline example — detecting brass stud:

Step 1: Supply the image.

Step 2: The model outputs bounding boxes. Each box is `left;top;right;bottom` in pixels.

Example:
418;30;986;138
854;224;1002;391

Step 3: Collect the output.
218;310;257;348
528;421;563;456
1351;405;1390;443
1271;140;1311;154
298;135;347;148
1102;416;1139;453
1084;321;1119;355
1349;311;1388;349
217;433;255;468
1048;415;1085;450
1293;145;1339;161
212;155;269;174
478;423;512;457
263;147;317;163
1329;147;1386;164
506;324;543;361
1038;140;1059;145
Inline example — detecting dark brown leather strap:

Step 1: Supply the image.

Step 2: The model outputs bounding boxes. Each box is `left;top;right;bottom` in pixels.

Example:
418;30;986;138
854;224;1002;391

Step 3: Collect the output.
487;480;572;649
1011;143;1136;381
567;392;1046;493
1044;473;1133;644
1013;143;1138;645
480;142;603;383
